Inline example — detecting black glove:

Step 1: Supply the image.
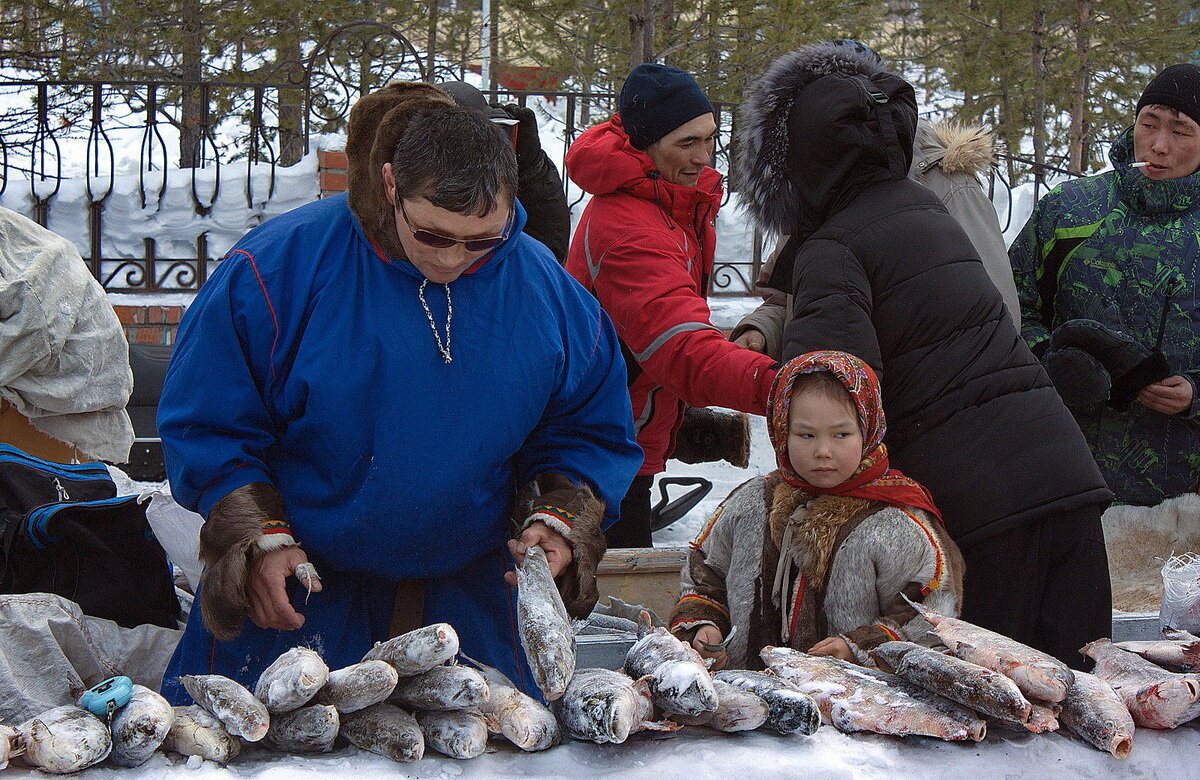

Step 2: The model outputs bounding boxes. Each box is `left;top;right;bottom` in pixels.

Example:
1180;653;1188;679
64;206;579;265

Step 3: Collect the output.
1050;319;1171;410
1043;346;1112;407
671;407;751;468
501;103;543;169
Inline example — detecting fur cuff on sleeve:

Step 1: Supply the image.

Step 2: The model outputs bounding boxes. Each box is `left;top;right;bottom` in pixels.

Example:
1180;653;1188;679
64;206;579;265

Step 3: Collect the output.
841;624;901;665
199;482;290;640
514;472;606;619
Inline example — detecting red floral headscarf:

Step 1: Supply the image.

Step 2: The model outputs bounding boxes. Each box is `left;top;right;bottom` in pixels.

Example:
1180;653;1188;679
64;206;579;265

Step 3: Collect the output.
767;350;941;520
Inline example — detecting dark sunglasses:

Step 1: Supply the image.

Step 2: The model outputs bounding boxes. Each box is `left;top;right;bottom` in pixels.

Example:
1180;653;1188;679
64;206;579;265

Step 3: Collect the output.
397;200;512;252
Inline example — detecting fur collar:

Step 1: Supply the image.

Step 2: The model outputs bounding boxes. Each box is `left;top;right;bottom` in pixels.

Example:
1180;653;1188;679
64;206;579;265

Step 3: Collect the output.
344;82;455;261
768;480;876;579
914;120;995;177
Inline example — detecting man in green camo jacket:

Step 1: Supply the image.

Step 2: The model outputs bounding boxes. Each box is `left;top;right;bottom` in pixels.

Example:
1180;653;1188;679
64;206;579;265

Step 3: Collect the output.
1010;64;1200;505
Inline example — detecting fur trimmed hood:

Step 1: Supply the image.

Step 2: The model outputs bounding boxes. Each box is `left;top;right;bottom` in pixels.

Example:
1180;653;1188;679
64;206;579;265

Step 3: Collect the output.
736;42;917;239
344;82;455;260
913;120;995;178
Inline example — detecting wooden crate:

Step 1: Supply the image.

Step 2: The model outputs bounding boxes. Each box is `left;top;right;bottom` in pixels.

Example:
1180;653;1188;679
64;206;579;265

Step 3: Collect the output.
596;546;687;622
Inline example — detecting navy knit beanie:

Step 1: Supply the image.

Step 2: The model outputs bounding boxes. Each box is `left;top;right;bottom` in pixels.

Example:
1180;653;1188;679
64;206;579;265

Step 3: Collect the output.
619;63;714;150
1137;64;1200;128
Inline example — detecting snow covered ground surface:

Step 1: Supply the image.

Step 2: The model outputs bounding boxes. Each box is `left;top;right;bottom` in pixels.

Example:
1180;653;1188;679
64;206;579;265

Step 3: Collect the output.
5;716;1197;778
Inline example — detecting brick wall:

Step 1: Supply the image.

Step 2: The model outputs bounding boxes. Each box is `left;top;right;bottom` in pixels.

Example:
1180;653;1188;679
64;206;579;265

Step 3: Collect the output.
319;150;349;197
114;305;185;345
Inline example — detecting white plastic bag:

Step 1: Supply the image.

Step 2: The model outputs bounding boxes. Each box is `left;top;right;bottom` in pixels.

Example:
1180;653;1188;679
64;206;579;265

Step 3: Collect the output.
1160;553;1200;633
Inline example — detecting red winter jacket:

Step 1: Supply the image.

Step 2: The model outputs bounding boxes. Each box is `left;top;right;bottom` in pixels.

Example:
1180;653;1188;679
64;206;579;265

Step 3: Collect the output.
565;114;777;476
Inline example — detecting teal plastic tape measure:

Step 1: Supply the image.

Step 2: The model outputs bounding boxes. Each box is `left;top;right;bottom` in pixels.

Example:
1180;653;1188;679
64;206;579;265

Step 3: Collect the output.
79;676;133;718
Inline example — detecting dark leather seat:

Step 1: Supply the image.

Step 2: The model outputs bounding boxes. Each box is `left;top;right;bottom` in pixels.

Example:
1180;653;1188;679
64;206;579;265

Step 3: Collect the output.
122;343;173;480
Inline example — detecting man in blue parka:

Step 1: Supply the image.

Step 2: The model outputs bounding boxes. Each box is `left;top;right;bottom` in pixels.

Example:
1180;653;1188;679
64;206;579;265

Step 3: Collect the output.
157;82;641;702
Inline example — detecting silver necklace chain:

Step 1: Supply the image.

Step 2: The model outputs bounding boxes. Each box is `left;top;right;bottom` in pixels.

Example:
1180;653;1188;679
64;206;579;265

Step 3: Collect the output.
418;278;453;363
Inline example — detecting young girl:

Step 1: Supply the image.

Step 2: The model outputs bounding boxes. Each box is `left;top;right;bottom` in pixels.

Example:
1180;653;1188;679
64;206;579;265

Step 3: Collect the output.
669;350;964;669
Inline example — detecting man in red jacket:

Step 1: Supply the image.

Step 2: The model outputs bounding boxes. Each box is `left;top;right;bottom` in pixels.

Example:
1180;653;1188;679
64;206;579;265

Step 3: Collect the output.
566;64;778;547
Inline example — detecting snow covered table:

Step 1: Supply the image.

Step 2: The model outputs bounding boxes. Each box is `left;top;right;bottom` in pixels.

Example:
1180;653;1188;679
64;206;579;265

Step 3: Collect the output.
8;720;1198;778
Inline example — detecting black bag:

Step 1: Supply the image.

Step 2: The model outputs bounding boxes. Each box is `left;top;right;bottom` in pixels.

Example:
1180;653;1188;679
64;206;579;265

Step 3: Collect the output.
0;444;180;629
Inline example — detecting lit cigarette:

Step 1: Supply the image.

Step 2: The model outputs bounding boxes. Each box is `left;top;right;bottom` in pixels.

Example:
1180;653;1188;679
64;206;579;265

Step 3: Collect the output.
1130;161;1151;168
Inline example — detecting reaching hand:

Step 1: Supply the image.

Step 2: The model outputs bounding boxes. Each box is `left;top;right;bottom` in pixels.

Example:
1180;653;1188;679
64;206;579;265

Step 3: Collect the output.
691;625;729;671
505;520;573;587
807;636;854;660
247;546;320;631
733;328;767;353
1137;375;1194;415
501;103;543;167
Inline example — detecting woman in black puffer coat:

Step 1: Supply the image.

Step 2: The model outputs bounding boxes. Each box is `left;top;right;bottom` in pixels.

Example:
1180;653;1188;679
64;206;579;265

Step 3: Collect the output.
736;41;1113;666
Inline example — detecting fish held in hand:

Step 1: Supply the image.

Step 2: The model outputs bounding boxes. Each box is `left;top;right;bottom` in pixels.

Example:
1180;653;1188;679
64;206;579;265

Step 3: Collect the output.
265;704;339;754
1060;671;1134;758
625;615;718;718
255;647;329;713
1083;638;1200;729
515;544;576;702
871;640;1032;725
906;599;1074;703
161;705;240;763
109;685;175;768
363;623;459;676
465;656;560;751
340;703;424;763
19;706;111;774
416;710;489;759
553;668;642;744
179;674;270;742
389;664;489;711
316;660;399;714
761;646;985;742
714;669;821;735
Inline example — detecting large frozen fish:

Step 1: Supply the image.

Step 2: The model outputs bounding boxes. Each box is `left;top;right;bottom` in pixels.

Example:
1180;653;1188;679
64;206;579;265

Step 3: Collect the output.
1114;638;1200;670
465;656;560;751
109;684;175;767
714;669;821;735
161;705;240;763
1083;638;1200;728
515;544;576;702
871;641;1032;725
706;680;769;732
0;724;23;770
761;647;985;742
363;623;459;676
254;647;330;713
906;600;1074;703
553;668;642;744
389;664;489;710
179;674;270;741
1060;671;1135;758
1165;627;1200;642
416;710;489;759
264;704;339;754
316;660;399;713
625;613;718;718
18;706;111;774
340;703;424;763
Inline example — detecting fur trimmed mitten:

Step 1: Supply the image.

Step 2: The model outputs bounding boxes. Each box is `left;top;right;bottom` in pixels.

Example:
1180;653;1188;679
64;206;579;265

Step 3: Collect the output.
671;407;752;468
1048;319;1170;410
513;472;607;619
198;482;294;640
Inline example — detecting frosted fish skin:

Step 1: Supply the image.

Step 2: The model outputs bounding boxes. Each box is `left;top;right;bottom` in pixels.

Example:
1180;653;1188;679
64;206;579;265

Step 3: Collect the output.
161;706;240;763
714;669;821;735
515;544;577;702
0;723;21;769
340;703;425;763
389;664;489;711
179;673;270;741
708;680;769;732
471;662;560;751
363;623;459;676
416;710;489;759
871;641;1033;725
1083;638;1200;729
254;647;330;713
1060;671;1134;758
316;660;400;714
625;626;718;718
19;706;111;774
264;704;339;754
1114;639;1200;670
553;668;641;744
109;684;175;767
761;646;985;742
907;600;1074;703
